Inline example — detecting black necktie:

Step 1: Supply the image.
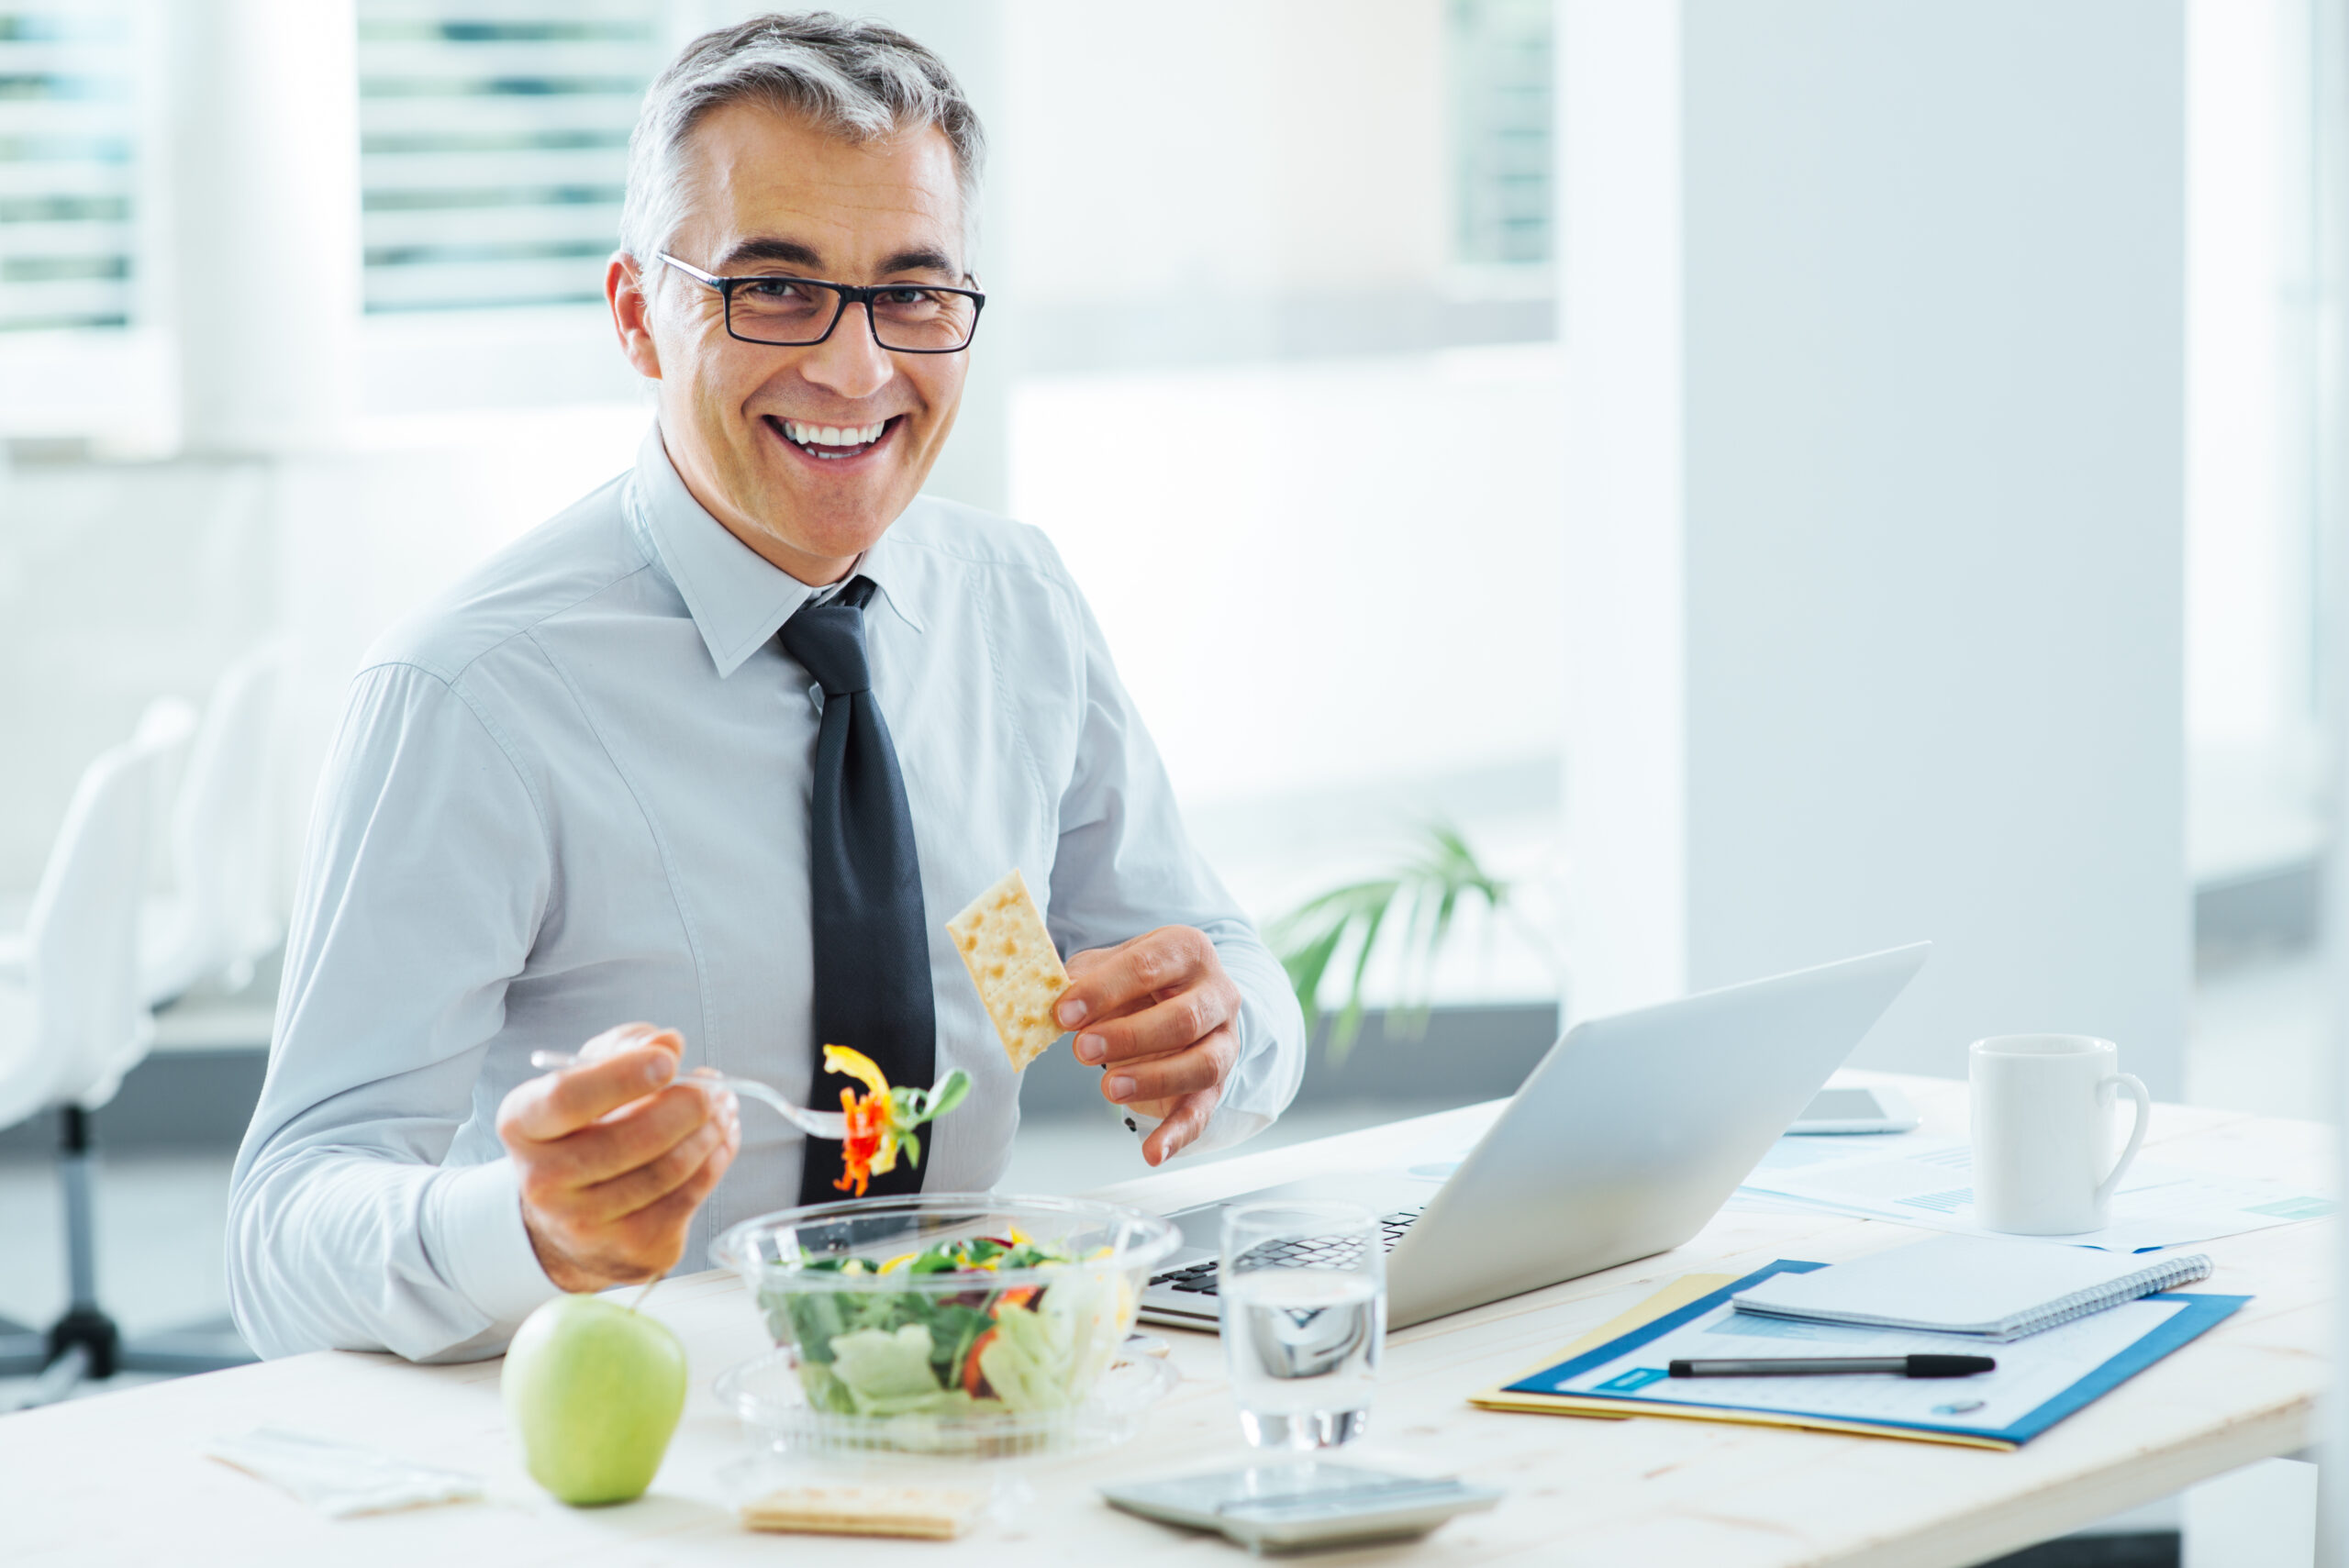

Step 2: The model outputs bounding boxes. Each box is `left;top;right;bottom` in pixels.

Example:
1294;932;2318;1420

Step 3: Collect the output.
779;577;936;1203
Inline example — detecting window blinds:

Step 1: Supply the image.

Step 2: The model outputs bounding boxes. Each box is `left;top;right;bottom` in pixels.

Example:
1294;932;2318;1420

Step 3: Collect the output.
1448;0;1553;269
0;4;139;333
357;1;666;314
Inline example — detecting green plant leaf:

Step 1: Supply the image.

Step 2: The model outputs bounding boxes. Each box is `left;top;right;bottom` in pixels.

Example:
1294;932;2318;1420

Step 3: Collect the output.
1265;821;1511;1068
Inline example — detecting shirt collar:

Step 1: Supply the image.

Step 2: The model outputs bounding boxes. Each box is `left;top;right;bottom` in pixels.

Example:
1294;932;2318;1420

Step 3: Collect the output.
627;423;925;677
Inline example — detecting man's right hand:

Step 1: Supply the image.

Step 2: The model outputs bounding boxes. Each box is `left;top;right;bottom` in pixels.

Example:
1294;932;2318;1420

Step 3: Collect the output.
495;1022;741;1293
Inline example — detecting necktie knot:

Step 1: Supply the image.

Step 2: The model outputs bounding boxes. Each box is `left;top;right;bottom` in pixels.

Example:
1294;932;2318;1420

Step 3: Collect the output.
780;576;876;696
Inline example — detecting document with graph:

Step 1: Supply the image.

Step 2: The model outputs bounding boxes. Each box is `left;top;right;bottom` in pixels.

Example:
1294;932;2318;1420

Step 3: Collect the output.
1476;1261;2247;1450
1736;1138;2331;1251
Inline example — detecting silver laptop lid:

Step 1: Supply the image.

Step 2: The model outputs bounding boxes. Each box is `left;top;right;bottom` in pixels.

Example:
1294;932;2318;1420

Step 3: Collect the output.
1380;941;1930;1326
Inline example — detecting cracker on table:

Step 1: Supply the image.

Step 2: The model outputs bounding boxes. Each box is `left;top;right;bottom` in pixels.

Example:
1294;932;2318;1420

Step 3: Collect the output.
740;1482;985;1539
946;867;1071;1071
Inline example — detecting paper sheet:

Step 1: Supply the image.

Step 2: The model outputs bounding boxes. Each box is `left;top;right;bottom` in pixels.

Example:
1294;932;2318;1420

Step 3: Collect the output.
1737;1138;2332;1251
203;1428;484;1517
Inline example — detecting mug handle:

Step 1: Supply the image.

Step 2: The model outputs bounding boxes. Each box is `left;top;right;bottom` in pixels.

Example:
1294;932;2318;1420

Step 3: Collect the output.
2093;1073;2152;1208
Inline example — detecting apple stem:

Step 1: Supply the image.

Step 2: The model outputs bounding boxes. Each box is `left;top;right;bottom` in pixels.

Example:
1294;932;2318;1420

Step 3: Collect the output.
631;1274;662;1314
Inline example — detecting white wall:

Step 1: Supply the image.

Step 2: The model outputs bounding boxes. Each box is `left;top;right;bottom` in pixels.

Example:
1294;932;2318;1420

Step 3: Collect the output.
1564;0;2190;1094
998;0;1448;304
1012;345;1564;810
1011;344;1569;1006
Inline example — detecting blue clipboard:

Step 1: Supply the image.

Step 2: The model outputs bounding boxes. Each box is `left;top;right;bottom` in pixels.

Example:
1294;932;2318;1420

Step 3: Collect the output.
1502;1260;2249;1446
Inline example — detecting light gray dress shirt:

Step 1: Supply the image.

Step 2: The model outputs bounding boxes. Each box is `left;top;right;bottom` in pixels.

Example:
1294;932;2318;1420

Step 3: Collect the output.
227;427;1305;1362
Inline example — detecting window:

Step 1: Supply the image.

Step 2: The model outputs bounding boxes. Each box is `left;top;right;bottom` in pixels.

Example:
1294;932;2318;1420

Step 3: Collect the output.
1448;0;1553;270
356;1;667;314
0;4;139;333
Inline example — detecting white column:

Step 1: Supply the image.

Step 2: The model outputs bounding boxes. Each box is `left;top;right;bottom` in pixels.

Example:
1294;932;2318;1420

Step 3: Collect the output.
163;0;361;453
1557;0;1687;1023
1561;0;2189;1095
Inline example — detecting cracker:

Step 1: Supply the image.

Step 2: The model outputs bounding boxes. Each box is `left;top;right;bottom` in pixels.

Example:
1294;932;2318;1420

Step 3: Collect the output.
946;867;1071;1071
740;1482;985;1539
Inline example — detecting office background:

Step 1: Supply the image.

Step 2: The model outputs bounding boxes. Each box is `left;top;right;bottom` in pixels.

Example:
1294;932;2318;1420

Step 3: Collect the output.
0;1;2333;1554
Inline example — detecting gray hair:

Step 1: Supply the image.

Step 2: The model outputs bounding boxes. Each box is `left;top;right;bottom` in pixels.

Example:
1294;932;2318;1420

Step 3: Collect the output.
618;11;987;272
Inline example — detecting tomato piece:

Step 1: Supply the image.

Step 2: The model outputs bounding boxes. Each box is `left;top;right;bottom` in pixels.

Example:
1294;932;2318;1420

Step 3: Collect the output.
962;1328;997;1397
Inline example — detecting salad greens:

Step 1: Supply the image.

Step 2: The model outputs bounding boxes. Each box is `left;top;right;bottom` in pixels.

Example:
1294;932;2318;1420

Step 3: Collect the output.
760;1232;1132;1418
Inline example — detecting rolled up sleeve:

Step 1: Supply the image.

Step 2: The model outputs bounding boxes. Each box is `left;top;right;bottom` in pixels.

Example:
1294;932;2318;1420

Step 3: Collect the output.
1044;594;1307;1158
226;662;560;1362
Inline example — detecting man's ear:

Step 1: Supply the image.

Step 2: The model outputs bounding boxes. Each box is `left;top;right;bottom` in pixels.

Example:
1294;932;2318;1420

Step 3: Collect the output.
608;251;662;380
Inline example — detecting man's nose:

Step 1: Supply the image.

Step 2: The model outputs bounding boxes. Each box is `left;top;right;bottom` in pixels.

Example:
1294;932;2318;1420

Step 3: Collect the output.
796;306;894;401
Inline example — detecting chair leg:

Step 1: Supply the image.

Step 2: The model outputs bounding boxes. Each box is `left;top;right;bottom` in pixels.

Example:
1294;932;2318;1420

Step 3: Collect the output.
48;1106;257;1380
0;1343;90;1412
51;1107;119;1379
0;1317;45;1377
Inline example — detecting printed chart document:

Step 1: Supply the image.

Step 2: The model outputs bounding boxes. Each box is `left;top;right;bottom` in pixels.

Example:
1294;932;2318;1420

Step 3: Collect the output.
1736;1138;2332;1251
1483;1262;2246;1449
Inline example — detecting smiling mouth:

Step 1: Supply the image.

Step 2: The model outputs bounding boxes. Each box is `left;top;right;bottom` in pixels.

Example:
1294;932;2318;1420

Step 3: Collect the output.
768;416;896;461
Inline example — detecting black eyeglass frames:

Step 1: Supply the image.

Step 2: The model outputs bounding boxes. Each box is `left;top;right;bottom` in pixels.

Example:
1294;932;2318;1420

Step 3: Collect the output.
656;252;985;354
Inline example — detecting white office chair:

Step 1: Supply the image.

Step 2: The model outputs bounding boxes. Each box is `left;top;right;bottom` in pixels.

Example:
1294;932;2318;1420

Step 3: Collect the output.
0;698;255;1409
139;640;287;1006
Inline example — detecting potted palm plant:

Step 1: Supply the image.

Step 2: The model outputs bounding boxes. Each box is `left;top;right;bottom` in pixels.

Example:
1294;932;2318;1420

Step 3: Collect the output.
1267;822;1555;1067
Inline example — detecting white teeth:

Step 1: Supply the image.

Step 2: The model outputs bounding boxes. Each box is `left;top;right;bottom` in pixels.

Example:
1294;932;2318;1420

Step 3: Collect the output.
782;418;888;448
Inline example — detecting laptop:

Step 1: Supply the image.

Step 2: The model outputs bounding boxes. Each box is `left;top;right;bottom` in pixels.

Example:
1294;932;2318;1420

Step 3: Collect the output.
1138;942;1931;1331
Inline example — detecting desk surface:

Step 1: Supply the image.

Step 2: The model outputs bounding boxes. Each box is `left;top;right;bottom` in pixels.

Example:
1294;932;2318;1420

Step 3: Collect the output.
5;1073;2329;1567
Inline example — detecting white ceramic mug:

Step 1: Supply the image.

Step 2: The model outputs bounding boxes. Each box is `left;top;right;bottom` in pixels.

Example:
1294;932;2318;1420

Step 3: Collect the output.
1968;1034;2150;1235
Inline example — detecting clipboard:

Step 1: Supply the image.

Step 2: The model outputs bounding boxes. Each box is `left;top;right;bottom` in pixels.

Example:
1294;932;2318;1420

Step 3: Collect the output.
1470;1261;2247;1451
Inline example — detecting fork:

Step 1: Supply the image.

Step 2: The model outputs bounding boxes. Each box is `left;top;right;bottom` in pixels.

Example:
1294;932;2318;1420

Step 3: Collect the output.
528;1050;851;1140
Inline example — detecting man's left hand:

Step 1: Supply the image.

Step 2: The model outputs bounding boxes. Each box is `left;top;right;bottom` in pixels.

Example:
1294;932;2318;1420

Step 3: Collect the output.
1058;927;1242;1166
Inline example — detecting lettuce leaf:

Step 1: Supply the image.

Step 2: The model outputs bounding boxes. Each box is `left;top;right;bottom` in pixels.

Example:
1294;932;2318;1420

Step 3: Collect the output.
829;1323;943;1409
976;1270;1129;1412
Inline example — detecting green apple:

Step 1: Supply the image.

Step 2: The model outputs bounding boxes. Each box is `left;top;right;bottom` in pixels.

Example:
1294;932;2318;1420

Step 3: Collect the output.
503;1293;688;1506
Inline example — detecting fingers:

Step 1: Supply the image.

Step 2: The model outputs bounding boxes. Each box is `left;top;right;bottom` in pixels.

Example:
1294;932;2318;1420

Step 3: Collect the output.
499;1024;680;1141
601;1146;738;1280
500;1021;738;1292
1142;1085;1222;1167
574;1092;740;1224
579;1020;685;1067
1073;981;1238;1067
524;1082;724;1190
1056;927;1215;1034
1098;1024;1238;1106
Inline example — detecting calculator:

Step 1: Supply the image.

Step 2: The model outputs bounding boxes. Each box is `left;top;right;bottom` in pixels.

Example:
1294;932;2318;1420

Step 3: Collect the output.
1101;1462;1500;1552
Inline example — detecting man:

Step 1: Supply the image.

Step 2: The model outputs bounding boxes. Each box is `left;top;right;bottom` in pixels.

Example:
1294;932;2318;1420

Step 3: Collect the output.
228;13;1304;1362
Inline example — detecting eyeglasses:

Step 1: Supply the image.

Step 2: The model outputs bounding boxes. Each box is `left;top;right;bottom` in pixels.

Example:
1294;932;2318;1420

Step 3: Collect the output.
656;252;985;353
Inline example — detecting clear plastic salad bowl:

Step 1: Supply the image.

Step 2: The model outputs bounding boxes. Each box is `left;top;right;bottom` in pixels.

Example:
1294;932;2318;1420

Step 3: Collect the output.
711;1194;1180;1455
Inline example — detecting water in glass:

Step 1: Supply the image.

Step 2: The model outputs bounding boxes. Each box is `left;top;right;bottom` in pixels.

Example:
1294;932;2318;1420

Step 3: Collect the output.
1220;1202;1386;1450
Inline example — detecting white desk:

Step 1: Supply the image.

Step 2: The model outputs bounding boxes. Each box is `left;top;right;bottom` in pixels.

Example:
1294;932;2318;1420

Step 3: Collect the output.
4;1073;2328;1566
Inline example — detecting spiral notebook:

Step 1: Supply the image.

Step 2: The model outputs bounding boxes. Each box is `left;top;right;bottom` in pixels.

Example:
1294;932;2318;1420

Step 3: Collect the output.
1729;1235;2214;1341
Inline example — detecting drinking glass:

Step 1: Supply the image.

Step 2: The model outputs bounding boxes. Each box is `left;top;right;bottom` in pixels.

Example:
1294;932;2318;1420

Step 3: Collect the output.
1219;1201;1386;1450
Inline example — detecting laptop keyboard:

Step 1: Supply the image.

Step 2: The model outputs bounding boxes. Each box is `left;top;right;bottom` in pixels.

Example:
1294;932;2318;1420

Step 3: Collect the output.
1148;1209;1422;1298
